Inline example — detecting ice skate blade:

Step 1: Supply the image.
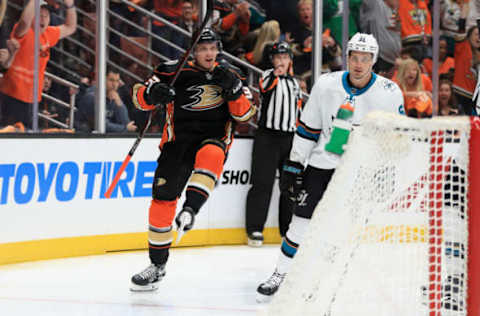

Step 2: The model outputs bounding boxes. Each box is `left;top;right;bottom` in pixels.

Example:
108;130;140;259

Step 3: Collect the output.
130;282;159;292
248;239;263;247
256;291;274;303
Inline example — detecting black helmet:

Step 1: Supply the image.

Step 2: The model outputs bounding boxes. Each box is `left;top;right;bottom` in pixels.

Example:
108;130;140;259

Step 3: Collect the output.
270;41;293;59
194;28;222;50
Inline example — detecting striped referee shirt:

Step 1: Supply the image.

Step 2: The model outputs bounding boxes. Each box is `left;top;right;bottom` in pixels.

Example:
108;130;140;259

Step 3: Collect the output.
258;69;302;132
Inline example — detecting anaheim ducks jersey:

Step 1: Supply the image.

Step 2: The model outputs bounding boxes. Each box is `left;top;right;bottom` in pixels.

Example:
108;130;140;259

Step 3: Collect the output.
133;58;255;146
291;71;405;170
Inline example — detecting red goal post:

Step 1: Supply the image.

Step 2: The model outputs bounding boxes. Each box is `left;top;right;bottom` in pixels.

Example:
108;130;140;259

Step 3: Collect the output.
468;117;480;316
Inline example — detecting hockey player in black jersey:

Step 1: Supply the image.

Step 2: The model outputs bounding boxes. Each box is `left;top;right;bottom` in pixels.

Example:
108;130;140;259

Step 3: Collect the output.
130;28;255;291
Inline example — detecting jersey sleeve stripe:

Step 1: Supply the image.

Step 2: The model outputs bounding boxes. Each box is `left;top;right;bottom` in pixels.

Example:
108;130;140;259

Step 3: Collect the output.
296;121;321;142
132;83;156;111
229;94;256;122
260;76;278;93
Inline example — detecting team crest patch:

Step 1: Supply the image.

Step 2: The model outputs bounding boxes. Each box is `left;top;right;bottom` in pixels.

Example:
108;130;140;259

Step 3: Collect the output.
382;79;396;91
156;178;167;186
182;85;223;111
206;73;213;80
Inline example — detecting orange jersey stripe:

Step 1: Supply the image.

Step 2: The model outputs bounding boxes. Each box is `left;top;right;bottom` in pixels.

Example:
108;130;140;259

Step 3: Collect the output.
259;76;279;93
228;94;256;122
135;85;156;111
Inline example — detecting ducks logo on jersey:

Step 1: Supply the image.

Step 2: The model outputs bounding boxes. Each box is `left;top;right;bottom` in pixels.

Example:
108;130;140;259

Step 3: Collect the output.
182;84;224;111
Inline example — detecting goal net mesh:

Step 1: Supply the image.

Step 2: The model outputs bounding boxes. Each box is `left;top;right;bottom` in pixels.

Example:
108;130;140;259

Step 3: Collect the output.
264;112;472;316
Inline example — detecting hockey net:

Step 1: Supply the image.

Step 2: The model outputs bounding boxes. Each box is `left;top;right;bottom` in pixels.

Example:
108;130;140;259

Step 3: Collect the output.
264;112;480;316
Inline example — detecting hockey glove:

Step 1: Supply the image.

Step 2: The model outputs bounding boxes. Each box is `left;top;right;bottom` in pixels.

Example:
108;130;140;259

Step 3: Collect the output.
280;160;304;202
212;65;243;101
143;81;176;106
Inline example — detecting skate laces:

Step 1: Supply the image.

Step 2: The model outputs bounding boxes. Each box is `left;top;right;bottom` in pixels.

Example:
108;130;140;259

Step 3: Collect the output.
138;264;159;280
263;270;286;288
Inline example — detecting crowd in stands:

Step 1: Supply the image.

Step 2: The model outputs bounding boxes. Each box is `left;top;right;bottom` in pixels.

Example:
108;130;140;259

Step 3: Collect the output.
0;0;479;134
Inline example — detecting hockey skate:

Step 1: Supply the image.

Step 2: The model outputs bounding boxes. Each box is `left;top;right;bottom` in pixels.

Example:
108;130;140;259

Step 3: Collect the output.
130;263;166;292
247;231;264;247
256;269;286;303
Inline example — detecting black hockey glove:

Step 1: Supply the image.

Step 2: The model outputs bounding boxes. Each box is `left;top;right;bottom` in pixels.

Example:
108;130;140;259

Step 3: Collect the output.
143;81;176;106
280;160;304;202
212;65;243;101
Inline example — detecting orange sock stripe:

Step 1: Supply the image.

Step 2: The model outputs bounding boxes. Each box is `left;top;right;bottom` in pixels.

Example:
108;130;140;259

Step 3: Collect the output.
194;144;225;179
149;199;178;228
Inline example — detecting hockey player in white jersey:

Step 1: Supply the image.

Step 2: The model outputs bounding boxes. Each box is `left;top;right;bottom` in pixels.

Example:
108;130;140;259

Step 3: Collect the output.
256;33;405;302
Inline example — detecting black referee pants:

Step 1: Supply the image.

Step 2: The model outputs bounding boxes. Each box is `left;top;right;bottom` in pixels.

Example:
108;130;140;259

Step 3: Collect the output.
246;128;294;237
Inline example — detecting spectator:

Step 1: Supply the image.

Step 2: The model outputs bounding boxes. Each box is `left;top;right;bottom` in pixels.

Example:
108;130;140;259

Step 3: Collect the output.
258;0;300;34
359;0;402;76
438;79;463;116
422;36;455;80
77;68;138;133
466;0;480;30
73;76;93;132
245;42;302;247
212;0;251;53
398;0;432;62
110;0;149;63
395;57;433;118
0;0;77;129
323;0;363;47
244;19;281;68
0;38;19;75
172;0;196;53
40;71;73;128
292;27;341;86
453;3;479;115
289;0;313;47
440;0;462;56
246;0;267;31
289;0;341;81
151;0;184;60
117;61;154;131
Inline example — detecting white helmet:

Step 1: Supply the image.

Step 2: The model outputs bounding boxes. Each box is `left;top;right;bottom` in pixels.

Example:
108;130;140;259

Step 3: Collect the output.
347;33;379;63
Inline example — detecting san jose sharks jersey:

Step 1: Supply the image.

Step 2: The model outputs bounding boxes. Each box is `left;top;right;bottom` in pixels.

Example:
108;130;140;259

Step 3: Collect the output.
290;71;405;169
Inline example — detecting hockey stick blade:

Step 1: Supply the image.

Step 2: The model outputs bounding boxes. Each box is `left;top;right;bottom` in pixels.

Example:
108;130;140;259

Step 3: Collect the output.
174;212;190;245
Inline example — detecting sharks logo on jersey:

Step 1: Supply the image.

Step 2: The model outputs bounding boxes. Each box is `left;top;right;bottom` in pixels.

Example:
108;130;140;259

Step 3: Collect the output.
382;79;397;92
182;84;224;111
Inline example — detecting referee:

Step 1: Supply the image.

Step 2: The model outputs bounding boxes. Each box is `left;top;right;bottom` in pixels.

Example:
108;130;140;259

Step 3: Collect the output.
246;41;303;246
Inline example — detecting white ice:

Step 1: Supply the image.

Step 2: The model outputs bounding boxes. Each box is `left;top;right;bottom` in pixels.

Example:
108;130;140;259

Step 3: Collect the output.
0;245;279;316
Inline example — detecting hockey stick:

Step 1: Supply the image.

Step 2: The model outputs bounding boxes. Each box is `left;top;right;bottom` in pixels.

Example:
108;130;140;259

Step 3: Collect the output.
174;212;190;245
104;0;215;199
0;0;6;27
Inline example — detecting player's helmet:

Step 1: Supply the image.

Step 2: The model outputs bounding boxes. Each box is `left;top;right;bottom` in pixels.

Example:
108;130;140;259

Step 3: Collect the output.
194;28;223;51
270;41;293;60
346;33;378;63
